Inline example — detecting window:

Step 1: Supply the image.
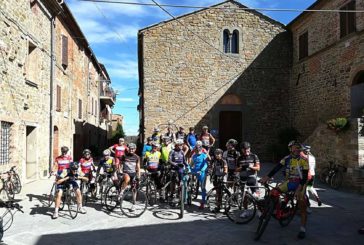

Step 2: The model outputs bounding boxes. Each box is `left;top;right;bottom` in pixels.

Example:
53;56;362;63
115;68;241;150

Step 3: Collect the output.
61;34;68;68
299;32;308;60
340;0;356;38
56;85;61;112
25;41;37;83
78;99;82;119
0;121;12;165
91;97;94;115
223;29;239;54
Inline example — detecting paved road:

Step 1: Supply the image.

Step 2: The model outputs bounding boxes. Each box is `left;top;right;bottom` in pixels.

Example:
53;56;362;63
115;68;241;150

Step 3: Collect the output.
2;163;364;245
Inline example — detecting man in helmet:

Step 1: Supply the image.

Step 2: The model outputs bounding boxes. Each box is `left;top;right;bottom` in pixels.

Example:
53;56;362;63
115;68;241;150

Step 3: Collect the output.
96;149;118;187
52;146;73;175
211;148;227;213
223;139;240;185
160;136;173;166
151;127;162;144
260;140;309;239
235;141;260;218
53;161;88;219
119;143;140;201
199;125;215;154
144;142;162;189
175;126;186;141
79;149;97;196
142;137;153;157
109;138;128;171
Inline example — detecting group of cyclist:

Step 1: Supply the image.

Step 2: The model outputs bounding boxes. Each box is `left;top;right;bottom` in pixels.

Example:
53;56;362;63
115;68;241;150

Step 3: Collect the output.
50;124;322;240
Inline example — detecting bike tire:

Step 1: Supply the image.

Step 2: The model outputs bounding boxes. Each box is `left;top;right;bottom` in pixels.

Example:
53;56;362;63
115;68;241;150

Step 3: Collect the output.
104;185;119;211
180;183;185;218
319;167;330;183
81;182;89;206
0;208;14;232
4;181;15;200
279;196;297;227
120;188;147;218
255;198;275;241
67;190;78;219
0;188;10;202
192;179;199;200
12;173;22;194
226;192;256;225
142;181;157;206
330;171;344;189
47;183;56;207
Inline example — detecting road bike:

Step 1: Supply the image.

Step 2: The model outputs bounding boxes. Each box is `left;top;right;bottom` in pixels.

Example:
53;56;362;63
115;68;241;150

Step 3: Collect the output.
205;175;231;213
0;201;24;241
319;161;347;189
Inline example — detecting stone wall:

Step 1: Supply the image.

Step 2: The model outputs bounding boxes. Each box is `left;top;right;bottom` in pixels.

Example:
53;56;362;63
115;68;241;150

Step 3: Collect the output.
140;1;292;159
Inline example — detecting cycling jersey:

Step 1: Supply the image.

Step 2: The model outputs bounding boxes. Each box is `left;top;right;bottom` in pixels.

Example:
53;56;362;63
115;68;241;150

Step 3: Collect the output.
175;131;186;141
160;144;173;164
98;157;116;173
223;150;240;171
169;149;186;166
79;157;94;174
145;151;161;171
122;153;139;174
55;155;72;172
142;144;152;157
57;168;84;190
112;144;128;158
200;133;212;146
191;153;208;173
212;159;227;177
236;153;259;178
280;155;309;180
186;133;197;149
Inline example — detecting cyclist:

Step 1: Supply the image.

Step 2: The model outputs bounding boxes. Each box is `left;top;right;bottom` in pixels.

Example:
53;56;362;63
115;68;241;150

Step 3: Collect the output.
52;162;88;219
160;136;173;166
52;146;73;175
223;139;240;185
191;143;209;209
211;148;227;213
260;140;309;239
144;142;162;190
142;137;153;157
199;125;215;153
168;139;189;202
120;143;140;201
151;127;162;144
79;149;97;196
162;126;176;143
109;138;128;171
301;144;322;211
96;149;118;187
186;127;198;163
175;126;186;141
235;141;261;218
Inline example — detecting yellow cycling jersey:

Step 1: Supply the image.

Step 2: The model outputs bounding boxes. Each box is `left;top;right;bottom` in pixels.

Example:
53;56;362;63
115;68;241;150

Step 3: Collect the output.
145;151;161;170
279;155;309;180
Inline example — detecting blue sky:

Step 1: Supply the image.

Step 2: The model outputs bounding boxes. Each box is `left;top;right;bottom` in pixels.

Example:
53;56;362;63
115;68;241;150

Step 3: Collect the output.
66;0;316;135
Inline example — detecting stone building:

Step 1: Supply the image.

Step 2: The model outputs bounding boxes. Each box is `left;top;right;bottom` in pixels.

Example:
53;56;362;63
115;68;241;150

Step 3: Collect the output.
0;0;115;182
112;114;124;132
138;0;292;160
138;0;364;189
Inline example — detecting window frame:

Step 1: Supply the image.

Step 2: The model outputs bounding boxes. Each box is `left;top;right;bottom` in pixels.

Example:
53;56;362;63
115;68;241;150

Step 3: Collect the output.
298;31;309;60
0;121;12;165
56;85;61;112
340;0;356;38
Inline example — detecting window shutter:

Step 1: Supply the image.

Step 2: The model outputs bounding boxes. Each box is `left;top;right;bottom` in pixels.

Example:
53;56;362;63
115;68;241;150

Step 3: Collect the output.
299;32;308;60
348;1;356;34
61;35;68;67
91;98;94;115
78;99;82;119
95;101;97;116
56;85;61;111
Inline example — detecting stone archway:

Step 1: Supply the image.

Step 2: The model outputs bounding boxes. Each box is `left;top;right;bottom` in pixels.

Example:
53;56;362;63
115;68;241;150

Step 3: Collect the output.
350;71;364;118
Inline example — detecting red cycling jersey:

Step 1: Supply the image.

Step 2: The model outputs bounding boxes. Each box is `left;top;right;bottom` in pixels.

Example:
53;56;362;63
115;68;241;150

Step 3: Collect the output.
55;155;72;172
79;157;94;174
112;144;128;158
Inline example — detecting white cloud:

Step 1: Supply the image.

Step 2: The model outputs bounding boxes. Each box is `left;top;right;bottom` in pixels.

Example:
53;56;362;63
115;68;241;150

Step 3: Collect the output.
99;57;138;80
118;98;135;102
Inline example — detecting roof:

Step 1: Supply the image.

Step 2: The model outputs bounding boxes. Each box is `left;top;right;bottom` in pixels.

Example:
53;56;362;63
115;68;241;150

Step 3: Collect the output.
286;0;322;28
138;0;285;33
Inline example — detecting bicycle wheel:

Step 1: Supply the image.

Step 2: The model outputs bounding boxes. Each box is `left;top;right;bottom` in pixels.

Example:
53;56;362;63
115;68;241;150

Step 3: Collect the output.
279;196;297;227
12;173;22;194
193;180;199;200
180;183;185;218
5;181;15;200
81;182;89;206
120;188;147;217
226;192;256;224
330;171;344;189
255;198;275;241
59;192;65;211
67;190;79;219
47;183;56;207
140;181;157;206
319;167;330;183
104;185;120;211
0;188;10;202
0;208;14;232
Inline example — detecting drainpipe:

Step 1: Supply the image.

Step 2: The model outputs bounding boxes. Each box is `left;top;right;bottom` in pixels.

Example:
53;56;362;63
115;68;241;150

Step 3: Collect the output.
49;16;56;174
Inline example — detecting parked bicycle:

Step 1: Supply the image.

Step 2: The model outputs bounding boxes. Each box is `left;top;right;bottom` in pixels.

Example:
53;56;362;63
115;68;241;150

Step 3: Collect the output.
0;201;24;241
8;166;21;194
255;182;297;241
0;171;16;202
205;175;231;213
319;161;347;189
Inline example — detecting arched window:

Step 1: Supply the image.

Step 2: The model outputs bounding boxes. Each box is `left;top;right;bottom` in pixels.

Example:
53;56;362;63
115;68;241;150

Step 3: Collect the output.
223;30;230;53
231;30;239;53
351;71;364;118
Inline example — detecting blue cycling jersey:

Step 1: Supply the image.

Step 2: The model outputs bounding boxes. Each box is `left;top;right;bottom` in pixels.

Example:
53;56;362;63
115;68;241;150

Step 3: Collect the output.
191;153;208;173
186;133;197;148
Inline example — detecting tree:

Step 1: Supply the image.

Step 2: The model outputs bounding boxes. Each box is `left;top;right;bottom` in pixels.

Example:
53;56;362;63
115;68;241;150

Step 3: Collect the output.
112;123;126;142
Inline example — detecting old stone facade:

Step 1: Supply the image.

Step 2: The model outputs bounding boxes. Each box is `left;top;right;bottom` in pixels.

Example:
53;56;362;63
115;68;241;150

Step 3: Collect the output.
0;0;115;182
138;1;291;159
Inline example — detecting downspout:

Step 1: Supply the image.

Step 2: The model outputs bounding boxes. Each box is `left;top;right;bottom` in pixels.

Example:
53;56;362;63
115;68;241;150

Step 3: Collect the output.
49;16;56;174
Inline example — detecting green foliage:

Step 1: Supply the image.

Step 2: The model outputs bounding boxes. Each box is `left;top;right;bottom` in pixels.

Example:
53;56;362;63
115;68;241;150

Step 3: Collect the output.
267;127;301;162
326;117;349;132
112;123;126;143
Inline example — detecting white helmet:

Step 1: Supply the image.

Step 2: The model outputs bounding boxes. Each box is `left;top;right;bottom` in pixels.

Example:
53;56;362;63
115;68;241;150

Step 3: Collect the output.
103;149;111;156
175;139;184;145
195;141;203;147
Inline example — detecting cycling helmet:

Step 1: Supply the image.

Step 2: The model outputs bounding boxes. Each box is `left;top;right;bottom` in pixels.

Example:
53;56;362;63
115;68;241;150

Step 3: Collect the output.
83;149;91;155
226;139;238;146
195;141;203;147
103;149;111;156
153;127;160;132
240;141;251;149
70;162;79;170
288;140;300;148
147;137;153;141
202;125;208;130
214;148;223;155
302;144;311;151
175;139;184;145
151;142;160;148
128;143;136;149
61;146;69;153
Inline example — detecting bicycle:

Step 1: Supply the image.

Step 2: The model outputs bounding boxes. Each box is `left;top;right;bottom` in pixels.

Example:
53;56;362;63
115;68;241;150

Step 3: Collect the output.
61;183;79;219
96;172;114;204
0;171;16;202
319;161;347;189
120;177;147;217
205;175;231;213
254;182;298;241
0;201;24;241
8;166;21;194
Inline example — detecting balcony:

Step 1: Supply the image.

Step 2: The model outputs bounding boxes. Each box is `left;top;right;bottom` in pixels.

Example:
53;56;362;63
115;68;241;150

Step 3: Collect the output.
100;81;116;105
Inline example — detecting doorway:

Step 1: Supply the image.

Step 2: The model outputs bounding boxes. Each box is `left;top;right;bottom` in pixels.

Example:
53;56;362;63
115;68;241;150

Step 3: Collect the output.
219;111;242;149
26;126;37;179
